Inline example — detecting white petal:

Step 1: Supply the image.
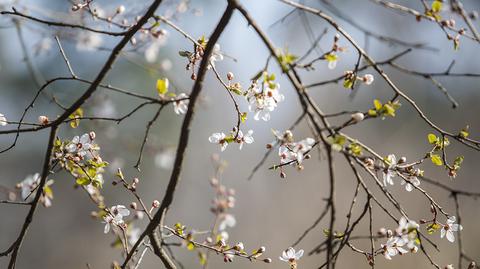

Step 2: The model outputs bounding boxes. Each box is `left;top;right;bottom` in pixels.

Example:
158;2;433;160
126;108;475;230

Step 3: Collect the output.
294;249;304;259
104;223;110;234
285;247;295;258
440;228;446;238
405;183;413;192
221;143;228;152
328;60;337;70
446;230;455;242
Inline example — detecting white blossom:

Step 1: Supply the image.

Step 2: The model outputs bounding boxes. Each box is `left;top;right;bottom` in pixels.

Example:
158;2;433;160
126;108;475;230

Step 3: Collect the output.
401;175;420;192
145;32;169;63
328;59;337;70
364;74;374;85
66;133;94;157
396;217;420;252
382;154;397;186
173;93;189;115
381;236;408;260
161;59;173;71
155;148;176;170
237;130;254;150
278;137;315;165
103;205;130;234
209;43;223;68
18;173;40;200
441;216;463;243
128;227;141;245
246;82;284;122
218;214;236;231
209;132;228;151
396;217;419;235
279;247;304;262
0;113;7;126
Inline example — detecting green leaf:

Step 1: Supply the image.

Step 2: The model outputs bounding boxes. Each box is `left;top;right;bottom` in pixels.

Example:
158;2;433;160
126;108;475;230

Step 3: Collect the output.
432;1;442;13
178;50;191;57
240;112;247;123
187;241;195;251
325;53;338;62
323;229;331;237
453;156;464;169
343;77;354;89
459;126;469;138
427;133;438;144
383;103;395;117
156;78;169;95
373;99;382;111
427;223;441;234
430;154;443;166
76;177;91;186
69;108;83;129
348;143;363;156
198;252;207;265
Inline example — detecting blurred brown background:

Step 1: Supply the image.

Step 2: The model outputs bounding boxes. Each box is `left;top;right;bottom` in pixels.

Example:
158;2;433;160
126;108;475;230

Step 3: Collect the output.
1;0;480;268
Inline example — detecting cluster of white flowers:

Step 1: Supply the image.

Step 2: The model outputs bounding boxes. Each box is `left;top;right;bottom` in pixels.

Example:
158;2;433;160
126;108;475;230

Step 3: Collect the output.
103;205;130;233
381;217;420;260
245;79;284;122
0;113;7;126
382;154;421;192
276;130;315;165
209;130;254;151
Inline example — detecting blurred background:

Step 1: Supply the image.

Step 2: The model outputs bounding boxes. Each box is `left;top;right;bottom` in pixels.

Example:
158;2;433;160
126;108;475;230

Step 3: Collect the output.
0;0;480;268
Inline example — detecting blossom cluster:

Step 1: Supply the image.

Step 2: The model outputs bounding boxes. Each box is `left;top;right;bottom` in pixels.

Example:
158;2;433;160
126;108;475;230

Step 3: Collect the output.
53;132;107;190
180;36;224;80
380;217;420;260
209;129;254;151
382;154;423;192
245;72;284;121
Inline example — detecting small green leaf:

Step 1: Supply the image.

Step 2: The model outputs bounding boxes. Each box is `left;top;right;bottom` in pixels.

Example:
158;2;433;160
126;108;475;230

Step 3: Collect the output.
76;177;91;186
383;103;395;117
453;156;464;169
432;1;442;13
427;133;438;144
459;126;469;138
69;108;83;129
427;223;441;234
187;241;195;251
198;252;207;265
373;99;382;111
240;112;247;123
430;154;443;166
178;50;191;57
343;77;354;89
325;53;338;62
156;78;169;95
